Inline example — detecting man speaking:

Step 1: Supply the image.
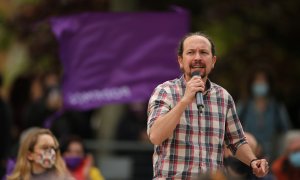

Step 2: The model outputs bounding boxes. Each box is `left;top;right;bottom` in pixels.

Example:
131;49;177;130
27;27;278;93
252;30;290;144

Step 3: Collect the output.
147;32;269;179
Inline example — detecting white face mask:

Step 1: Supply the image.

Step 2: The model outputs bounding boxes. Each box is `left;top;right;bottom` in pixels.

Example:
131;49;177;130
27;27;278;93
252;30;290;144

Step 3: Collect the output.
252;83;269;97
34;148;56;169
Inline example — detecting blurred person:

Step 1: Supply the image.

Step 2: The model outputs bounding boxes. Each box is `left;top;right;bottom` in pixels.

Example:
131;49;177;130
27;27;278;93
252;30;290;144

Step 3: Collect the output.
41;71;94;140
24;71;62;129
237;64;291;162
43;71;63;113
6;128;73;180
29;74;44;103
60;135;105;180
224;132;275;180
4;127;41;179
23;74;48;128
9;75;32;143
23;71;94;140
271;130;300;180
0;74;12;178
116;102;148;142
115;102;152;179
147;32;269;179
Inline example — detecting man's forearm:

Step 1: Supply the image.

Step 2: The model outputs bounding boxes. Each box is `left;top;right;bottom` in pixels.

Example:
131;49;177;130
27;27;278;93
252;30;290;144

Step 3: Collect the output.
235;143;257;166
149;99;189;145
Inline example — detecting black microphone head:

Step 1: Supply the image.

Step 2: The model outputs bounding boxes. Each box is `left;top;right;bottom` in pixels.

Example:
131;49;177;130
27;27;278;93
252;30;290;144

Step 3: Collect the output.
191;71;200;77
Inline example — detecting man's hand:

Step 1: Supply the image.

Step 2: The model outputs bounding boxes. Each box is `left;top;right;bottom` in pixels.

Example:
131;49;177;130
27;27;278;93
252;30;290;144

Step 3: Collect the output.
250;159;269;177
183;75;205;104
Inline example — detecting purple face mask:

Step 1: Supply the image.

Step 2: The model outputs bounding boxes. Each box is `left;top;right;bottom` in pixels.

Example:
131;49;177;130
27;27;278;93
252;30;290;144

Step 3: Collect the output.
64;157;84;170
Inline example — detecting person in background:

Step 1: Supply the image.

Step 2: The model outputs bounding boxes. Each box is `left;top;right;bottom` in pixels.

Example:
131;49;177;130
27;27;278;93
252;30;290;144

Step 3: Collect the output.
116;102;148;142
9;75;32;147
24;71;63;132
224;132;275;180
237;64;291;162
6;128;73;180
115;102;152;179
60;135;105;180
147;32;269;179
271;130;300;180
4;127;41;179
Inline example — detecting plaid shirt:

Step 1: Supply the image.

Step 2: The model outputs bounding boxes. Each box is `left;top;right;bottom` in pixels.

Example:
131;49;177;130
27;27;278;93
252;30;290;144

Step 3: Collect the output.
147;75;246;179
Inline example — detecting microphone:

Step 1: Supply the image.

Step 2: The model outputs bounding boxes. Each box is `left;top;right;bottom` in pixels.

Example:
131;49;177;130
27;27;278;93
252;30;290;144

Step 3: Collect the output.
191;71;204;111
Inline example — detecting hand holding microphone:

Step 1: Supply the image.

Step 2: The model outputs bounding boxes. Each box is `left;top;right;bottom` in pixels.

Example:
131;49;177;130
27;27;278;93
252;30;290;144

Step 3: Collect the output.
191;71;204;112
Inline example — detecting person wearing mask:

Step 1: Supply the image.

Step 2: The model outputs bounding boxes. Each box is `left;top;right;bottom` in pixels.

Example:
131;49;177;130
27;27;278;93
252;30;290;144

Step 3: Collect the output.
6;128;73;180
60;135;105;180
272;130;300;180
4;127;41;179
147;32;269;179
237;65;291;162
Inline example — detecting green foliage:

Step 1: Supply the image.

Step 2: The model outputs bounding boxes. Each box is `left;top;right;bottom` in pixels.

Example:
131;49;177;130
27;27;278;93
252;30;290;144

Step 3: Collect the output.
2;0;300;123
206;17;245;57
14;0;40;6
0;14;12;50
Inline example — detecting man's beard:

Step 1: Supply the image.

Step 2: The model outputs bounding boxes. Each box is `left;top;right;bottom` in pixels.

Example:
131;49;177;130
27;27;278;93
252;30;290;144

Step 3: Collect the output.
189;62;207;78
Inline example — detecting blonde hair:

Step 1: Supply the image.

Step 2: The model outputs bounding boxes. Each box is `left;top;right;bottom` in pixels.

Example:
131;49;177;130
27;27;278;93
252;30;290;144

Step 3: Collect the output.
7;128;69;180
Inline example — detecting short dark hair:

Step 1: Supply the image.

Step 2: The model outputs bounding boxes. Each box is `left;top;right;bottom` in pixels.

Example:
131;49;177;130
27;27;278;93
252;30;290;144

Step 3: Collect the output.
60;135;87;155
177;32;216;57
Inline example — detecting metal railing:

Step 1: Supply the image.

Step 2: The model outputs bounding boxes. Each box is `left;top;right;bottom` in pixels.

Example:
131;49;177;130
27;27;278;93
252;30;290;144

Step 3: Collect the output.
83;140;154;180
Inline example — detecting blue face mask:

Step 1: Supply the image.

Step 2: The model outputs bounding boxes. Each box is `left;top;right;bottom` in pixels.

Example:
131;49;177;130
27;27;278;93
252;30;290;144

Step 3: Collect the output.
252;83;269;97
288;151;300;167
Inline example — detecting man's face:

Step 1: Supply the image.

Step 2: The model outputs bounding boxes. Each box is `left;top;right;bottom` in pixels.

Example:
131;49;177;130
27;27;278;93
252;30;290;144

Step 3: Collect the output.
178;35;217;82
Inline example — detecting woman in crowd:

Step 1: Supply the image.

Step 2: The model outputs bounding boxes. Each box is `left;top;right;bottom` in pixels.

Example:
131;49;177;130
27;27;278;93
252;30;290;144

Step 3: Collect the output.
7;128;73;180
60;135;105;180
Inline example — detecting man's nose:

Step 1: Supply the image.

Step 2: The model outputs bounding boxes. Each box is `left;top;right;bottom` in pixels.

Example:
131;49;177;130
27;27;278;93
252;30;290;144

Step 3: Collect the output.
194;52;202;59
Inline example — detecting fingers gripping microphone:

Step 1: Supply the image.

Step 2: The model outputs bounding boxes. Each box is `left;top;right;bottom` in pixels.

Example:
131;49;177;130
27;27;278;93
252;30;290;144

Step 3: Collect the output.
191;71;204;112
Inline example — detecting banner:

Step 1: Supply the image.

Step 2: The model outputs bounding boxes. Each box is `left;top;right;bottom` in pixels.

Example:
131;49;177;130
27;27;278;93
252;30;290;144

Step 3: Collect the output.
50;8;189;110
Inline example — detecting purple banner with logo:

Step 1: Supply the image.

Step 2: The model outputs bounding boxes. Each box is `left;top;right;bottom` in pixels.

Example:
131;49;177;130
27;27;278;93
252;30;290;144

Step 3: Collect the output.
50;8;189;110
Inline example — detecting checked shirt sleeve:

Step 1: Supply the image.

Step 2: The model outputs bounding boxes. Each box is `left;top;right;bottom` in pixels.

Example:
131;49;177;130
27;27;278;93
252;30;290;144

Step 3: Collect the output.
147;84;172;136
224;95;247;155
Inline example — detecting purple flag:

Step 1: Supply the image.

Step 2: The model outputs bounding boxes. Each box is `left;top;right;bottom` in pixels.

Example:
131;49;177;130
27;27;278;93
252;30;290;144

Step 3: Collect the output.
50;8;189;110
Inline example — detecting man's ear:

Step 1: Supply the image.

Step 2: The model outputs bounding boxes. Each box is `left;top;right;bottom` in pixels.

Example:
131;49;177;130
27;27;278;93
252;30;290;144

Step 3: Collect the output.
178;56;183;70
212;56;217;69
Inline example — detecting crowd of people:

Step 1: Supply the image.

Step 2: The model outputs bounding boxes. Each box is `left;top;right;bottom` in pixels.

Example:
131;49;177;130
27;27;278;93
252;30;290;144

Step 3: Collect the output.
0;32;299;180
0;71;151;179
